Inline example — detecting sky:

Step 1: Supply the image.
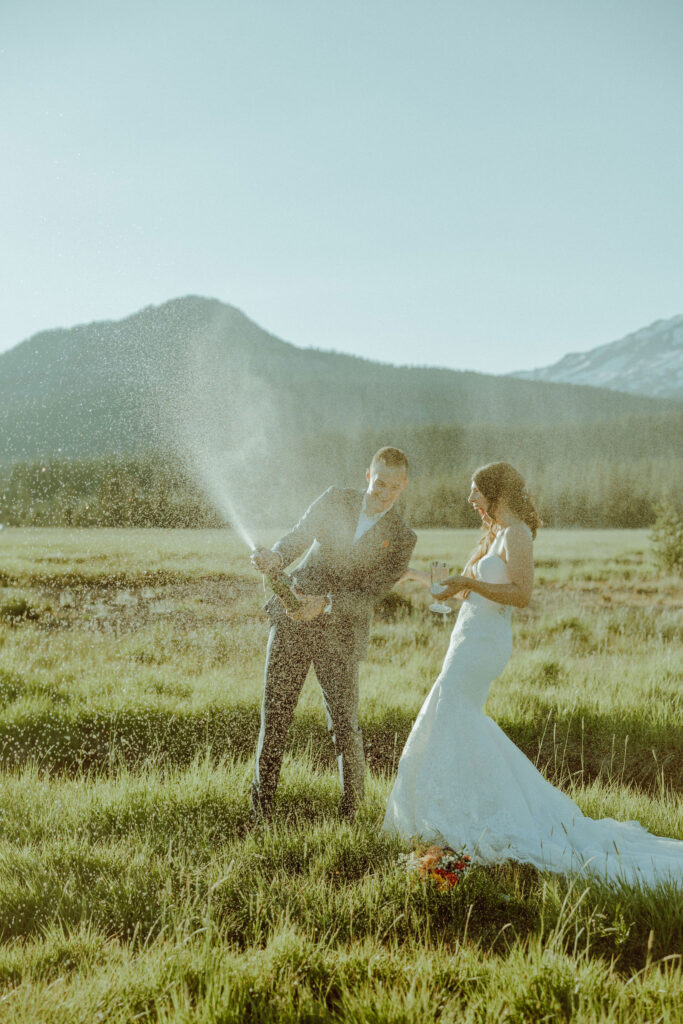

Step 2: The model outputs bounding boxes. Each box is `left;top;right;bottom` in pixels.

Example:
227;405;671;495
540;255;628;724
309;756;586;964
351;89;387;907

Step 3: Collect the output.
1;0;681;374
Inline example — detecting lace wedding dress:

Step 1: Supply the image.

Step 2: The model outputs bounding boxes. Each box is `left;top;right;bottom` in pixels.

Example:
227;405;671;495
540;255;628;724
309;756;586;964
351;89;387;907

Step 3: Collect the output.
383;535;683;887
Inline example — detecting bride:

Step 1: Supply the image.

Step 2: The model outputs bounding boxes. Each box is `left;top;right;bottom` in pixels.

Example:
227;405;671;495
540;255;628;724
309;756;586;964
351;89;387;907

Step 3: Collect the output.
383;462;683;887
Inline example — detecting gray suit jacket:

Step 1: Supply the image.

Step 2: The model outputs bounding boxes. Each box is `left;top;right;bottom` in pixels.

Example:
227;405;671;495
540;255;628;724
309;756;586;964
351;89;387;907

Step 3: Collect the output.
266;486;417;660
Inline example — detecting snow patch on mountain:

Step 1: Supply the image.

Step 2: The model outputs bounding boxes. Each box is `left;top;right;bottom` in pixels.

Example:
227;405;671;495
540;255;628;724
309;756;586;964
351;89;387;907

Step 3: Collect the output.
512;315;683;398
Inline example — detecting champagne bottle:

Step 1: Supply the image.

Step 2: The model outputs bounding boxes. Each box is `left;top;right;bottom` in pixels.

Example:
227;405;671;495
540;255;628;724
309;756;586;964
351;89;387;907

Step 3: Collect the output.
264;569;301;613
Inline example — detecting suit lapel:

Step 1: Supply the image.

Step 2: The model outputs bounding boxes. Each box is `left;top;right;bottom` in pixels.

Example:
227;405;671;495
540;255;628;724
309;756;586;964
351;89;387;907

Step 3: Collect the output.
349;503;398;561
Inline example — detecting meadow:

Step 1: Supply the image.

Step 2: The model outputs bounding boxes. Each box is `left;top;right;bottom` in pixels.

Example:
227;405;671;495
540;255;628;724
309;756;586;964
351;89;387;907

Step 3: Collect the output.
0;526;680;1022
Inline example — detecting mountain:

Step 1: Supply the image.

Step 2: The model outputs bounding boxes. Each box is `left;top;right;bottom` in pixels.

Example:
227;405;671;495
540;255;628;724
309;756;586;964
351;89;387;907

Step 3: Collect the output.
511;315;683;398
0;296;676;468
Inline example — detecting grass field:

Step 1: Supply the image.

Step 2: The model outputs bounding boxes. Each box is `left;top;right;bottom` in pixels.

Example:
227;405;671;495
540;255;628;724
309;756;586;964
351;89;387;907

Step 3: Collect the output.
0;526;681;1022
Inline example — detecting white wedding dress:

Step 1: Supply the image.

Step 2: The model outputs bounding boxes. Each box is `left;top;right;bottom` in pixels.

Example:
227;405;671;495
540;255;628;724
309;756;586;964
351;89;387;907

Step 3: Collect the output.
383;533;683;888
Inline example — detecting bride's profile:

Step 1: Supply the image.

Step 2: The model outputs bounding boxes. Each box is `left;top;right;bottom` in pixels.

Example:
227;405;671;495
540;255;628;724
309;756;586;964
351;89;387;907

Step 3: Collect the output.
383;462;683;887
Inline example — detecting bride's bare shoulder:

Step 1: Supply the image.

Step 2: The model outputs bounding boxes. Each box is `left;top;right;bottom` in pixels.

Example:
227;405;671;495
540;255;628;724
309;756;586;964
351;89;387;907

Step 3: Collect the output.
503;521;533;548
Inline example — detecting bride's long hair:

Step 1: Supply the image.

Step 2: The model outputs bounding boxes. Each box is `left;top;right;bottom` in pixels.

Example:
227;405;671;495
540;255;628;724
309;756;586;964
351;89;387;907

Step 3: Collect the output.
463;462;542;579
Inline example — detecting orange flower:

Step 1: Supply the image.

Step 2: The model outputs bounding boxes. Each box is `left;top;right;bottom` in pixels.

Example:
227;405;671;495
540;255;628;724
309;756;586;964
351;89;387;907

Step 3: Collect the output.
431;869;460;890
418;846;444;873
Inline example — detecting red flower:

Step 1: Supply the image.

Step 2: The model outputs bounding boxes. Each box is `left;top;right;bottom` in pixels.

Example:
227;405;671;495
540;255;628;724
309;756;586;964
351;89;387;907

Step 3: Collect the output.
433;868;460;887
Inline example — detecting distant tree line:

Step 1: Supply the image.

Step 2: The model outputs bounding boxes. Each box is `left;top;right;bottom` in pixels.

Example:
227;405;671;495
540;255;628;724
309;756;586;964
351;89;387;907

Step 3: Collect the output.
0;413;680;530
0;454;223;530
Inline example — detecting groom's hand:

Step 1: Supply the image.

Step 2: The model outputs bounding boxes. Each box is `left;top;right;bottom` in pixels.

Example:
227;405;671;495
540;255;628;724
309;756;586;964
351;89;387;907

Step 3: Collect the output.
250;547;283;574
286;589;327;621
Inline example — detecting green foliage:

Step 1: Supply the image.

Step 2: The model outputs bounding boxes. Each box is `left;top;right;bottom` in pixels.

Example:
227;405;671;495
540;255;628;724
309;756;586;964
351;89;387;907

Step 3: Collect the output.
649;501;683;573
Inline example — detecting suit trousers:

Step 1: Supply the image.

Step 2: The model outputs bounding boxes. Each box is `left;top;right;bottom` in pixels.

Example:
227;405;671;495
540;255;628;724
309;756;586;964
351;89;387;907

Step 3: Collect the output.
251;615;365;818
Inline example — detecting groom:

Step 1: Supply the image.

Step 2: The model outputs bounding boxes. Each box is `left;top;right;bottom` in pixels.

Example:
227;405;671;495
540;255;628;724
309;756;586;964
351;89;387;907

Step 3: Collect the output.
250;446;416;822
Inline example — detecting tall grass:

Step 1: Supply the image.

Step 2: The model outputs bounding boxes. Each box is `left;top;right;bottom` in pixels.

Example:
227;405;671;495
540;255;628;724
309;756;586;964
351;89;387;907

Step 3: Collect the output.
0;527;680;1022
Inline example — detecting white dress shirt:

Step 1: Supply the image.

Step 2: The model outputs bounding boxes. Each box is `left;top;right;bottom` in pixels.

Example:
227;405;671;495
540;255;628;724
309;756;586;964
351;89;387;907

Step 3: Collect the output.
353;493;391;543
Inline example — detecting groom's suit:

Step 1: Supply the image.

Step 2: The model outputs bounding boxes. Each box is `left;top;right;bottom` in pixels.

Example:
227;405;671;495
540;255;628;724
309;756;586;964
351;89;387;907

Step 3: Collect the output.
252;485;417;818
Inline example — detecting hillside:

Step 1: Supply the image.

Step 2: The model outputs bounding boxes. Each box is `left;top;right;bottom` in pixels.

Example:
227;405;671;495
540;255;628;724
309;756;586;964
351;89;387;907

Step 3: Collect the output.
512;315;683;398
0;296;674;467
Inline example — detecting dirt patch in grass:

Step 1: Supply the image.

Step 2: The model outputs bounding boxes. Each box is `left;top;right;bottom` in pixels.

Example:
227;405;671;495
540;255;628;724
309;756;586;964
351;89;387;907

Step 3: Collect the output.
3;575;260;635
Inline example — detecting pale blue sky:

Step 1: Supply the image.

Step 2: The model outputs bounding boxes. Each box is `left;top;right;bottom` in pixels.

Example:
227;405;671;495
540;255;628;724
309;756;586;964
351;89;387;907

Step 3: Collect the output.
1;0;681;372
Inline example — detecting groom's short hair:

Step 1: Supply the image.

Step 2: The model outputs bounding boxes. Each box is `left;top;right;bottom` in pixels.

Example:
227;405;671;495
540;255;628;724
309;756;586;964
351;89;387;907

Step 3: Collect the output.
371;447;409;473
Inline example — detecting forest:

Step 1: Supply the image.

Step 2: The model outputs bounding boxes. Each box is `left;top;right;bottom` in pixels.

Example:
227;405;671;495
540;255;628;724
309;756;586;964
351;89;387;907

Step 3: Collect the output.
1;411;680;529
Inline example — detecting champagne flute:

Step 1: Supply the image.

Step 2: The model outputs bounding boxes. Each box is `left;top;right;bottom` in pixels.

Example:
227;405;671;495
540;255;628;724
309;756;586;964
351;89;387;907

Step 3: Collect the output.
429;560;452;616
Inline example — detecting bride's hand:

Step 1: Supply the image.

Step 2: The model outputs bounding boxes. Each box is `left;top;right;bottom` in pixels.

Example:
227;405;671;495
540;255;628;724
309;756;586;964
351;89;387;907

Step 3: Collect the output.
438;574;471;599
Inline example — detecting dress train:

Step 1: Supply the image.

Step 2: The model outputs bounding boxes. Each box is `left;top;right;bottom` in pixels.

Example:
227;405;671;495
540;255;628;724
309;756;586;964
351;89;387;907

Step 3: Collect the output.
383;546;683;888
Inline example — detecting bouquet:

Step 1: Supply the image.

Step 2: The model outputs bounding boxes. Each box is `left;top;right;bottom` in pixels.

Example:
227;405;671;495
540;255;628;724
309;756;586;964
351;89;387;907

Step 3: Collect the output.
401;843;471;890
